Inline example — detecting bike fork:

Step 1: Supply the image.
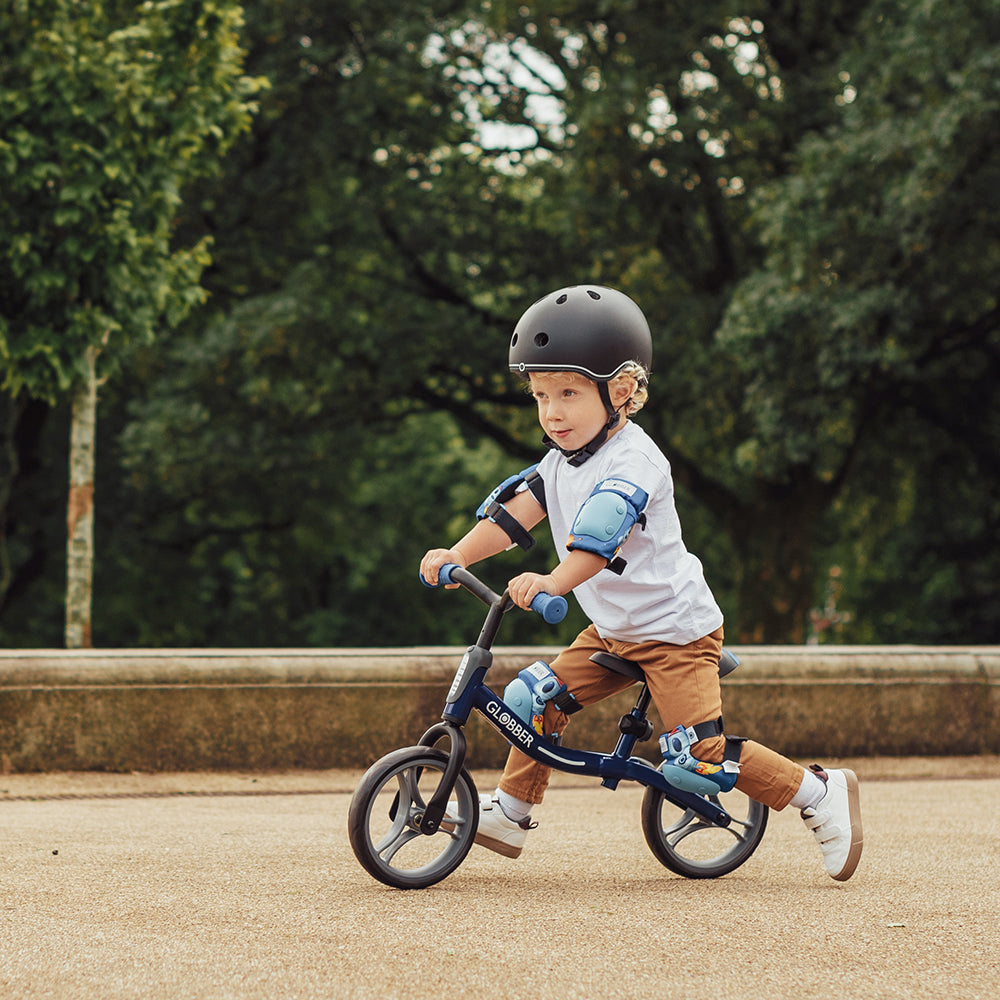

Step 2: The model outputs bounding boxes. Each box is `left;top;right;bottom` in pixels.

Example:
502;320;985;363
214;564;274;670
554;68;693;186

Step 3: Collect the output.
414;721;468;834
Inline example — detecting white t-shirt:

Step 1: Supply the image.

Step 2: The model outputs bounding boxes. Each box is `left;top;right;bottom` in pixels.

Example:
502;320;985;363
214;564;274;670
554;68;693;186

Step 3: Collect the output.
536;420;723;645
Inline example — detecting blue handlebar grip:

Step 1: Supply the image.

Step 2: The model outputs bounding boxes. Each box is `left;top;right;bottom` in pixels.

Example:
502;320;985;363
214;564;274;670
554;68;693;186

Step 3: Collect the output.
419;563;459;588
530;592;568;624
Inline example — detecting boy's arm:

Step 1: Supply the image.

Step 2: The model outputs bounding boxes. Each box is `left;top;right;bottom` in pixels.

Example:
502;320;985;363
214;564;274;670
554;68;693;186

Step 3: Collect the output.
419;490;546;587
507;474;651;609
507;549;605;610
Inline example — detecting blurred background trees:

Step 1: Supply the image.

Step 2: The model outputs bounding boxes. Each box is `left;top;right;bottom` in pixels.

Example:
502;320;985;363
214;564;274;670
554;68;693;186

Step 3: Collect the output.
1;0;260;645
2;0;997;647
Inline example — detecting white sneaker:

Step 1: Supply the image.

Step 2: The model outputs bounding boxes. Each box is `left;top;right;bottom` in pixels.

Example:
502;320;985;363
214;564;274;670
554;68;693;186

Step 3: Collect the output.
474;794;536;859
801;766;863;881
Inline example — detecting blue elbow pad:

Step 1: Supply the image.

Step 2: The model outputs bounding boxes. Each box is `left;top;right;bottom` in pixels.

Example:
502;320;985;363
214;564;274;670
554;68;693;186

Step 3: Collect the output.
475;464;546;552
476;464;545;518
567;478;648;573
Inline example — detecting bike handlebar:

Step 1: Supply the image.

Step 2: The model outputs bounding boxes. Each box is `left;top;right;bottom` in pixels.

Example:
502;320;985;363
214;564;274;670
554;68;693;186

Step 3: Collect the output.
528;589;568;624
420;563;568;624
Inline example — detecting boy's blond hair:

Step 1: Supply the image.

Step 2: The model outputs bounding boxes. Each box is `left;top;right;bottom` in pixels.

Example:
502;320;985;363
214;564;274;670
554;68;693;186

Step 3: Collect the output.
526;361;650;417
610;361;649;416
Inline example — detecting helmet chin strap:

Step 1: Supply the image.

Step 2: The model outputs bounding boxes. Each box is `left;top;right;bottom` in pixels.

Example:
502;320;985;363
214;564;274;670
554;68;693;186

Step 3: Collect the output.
542;382;622;467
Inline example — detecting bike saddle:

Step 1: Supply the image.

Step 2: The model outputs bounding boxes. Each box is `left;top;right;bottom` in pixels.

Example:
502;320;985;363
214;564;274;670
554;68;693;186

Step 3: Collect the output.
589;651;645;682
590;648;741;680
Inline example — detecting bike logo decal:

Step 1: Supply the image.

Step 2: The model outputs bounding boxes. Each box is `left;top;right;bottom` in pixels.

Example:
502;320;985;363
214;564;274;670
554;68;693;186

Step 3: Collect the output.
485;700;535;748
485;700;585;766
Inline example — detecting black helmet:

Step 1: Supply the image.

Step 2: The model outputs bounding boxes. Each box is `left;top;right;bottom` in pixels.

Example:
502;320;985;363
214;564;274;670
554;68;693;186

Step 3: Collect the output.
508;285;652;380
509;285;653;466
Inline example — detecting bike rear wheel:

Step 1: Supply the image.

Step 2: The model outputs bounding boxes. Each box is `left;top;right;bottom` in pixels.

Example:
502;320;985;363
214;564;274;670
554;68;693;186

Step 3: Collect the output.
640;784;768;878
348;746;479;889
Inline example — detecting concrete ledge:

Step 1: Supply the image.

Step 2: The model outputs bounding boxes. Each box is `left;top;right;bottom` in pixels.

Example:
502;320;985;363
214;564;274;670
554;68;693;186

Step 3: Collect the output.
1;646;998;772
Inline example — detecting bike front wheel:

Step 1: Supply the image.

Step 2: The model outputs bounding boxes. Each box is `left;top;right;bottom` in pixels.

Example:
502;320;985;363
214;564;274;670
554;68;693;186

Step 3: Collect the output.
640;784;768;878
348;746;479;889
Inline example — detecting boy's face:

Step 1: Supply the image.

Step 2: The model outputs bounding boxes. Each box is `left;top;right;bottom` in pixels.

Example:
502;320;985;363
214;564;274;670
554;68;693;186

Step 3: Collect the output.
528;371;612;453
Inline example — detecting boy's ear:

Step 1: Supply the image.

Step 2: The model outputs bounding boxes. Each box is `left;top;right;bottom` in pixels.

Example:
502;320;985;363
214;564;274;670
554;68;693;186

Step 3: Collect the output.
609;375;636;409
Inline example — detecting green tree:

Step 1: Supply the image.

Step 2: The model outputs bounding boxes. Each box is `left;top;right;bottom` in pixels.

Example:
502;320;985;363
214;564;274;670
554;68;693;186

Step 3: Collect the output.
106;313;550;646
721;0;1000;642
0;0;261;643
390;0;1000;640
255;0;873;640
93;0;561;647
5;0;998;648
114;0;1000;645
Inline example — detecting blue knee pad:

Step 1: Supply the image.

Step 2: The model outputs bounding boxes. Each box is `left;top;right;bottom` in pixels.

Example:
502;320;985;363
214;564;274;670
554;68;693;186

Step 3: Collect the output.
659;724;741;795
503;661;578;735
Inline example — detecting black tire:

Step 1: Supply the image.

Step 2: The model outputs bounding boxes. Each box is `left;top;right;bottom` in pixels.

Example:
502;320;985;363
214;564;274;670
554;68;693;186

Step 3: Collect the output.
640;784;768;878
347;746;479;889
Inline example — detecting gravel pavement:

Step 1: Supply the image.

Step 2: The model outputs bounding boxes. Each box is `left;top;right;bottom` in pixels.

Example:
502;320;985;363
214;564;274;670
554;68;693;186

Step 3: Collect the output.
2;757;999;1000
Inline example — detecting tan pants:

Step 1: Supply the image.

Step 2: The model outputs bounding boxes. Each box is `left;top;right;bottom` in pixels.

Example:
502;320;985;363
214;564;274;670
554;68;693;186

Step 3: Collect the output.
498;625;804;810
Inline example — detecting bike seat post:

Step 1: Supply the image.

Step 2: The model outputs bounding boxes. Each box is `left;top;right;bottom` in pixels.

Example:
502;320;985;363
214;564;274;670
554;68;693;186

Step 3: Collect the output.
601;681;654;789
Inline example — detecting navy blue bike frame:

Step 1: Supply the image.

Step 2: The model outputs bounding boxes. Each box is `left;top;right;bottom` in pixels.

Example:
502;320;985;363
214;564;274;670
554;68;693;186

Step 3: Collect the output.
415;568;731;834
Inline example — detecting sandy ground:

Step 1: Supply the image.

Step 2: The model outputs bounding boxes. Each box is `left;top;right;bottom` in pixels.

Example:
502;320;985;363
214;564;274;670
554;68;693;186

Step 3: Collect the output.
2;757;999;1000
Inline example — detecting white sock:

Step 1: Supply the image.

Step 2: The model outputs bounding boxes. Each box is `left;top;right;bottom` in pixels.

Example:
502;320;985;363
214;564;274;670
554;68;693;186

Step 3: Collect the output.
789;768;827;811
496;789;532;822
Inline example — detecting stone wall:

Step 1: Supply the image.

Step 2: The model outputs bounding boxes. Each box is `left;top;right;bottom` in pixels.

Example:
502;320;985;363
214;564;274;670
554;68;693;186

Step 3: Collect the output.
1;646;997;771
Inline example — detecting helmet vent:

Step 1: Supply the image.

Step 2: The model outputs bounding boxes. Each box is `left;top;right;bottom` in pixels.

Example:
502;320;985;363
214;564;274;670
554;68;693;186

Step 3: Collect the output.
587;290;601;300
534;332;549;348
556;294;568;304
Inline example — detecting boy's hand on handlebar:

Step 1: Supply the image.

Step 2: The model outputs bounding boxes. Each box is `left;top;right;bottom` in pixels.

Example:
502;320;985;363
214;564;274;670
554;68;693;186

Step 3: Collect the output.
507;571;562;610
420;548;466;588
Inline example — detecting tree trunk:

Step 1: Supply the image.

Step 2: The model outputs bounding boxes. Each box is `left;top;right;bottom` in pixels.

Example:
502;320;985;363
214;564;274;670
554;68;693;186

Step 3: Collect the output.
65;345;99;649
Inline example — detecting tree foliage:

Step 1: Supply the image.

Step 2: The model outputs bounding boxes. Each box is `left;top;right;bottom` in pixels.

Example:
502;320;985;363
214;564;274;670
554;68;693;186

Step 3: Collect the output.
1;0;261;399
719;0;1000;640
1;0;998;647
0;0;261;630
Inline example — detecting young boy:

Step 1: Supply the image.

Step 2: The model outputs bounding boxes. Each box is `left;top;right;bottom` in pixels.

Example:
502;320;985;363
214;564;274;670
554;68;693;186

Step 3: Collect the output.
419;284;863;881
